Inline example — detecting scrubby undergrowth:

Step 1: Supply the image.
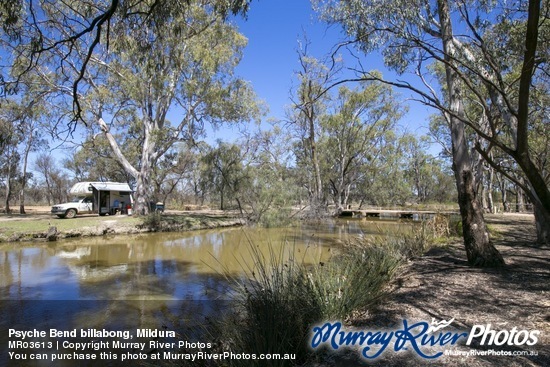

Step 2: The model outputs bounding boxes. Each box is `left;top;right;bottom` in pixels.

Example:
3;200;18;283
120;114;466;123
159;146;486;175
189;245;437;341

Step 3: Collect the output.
210;219;444;367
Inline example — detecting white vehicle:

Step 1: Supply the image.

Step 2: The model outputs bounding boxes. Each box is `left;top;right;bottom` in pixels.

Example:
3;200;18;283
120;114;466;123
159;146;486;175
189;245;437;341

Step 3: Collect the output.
51;182;133;219
51;196;94;218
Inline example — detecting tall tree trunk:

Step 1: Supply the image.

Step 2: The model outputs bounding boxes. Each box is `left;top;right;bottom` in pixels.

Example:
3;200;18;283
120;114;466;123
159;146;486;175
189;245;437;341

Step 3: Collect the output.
45;175;52;206
4;168;11;214
513;0;549;245
132;148;154;215
522;181;550;245
220;184;225;211
134;167;153;216
4;146;15;214
18;184;25;214
515;186;524;213
481;183;488;212
99;118;150;215
308;107;323;210
19;128;34;214
487;166;495;214
513;0;550;220
533;200;550;245
438;0;504;267
501;185;509;212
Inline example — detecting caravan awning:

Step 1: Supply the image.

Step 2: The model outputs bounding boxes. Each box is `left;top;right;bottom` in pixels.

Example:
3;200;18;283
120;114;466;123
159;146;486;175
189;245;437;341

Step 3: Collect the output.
90;182;133;192
69;181;133;196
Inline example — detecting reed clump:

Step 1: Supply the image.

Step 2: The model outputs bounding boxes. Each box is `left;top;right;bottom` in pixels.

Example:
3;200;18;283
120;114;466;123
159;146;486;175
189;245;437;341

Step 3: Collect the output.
215;223;438;366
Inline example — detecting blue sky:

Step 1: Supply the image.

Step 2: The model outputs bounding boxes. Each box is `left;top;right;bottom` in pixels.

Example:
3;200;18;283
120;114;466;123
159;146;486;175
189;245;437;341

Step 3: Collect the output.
49;0;439;169
234;0;331;122
214;0;435;142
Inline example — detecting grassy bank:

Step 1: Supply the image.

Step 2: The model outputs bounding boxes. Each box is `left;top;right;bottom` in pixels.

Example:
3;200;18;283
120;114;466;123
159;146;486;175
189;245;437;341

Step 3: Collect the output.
0;212;243;243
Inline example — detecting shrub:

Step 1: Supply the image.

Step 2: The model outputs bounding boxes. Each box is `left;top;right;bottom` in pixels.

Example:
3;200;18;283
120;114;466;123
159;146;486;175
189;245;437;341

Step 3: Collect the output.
307;242;402;320
221;242;322;366
217;222;444;366
142;212;163;230
256;208;295;228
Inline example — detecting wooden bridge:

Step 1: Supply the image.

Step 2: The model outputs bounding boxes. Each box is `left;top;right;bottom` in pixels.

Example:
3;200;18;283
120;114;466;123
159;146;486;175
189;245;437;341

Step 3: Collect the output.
339;209;458;220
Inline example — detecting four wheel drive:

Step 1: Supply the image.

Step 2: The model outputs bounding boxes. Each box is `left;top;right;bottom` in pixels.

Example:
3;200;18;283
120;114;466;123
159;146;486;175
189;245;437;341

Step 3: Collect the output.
51;197;94;218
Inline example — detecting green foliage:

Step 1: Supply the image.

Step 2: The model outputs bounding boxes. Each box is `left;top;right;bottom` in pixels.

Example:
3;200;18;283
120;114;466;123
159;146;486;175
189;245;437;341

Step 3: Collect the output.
200;142;246;210
308;242;402;320
65;136;135;183
221;242;323;366
217;224;443;365
255;208;295;228
402;134;457;203
142;212;163;231
238;145;297;227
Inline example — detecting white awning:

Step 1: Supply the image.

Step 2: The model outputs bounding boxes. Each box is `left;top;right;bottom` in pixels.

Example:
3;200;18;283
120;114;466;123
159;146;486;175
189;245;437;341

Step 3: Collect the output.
69;182;133;195
90;182;133;192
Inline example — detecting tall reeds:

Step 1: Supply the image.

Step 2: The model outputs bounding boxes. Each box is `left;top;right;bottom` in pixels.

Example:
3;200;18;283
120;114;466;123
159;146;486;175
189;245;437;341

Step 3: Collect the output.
216;223;437;366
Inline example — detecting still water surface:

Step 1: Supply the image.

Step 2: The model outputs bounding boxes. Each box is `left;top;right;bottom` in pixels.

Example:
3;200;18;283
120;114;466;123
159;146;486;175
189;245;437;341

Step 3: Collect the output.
1;220;408;302
0;219;410;364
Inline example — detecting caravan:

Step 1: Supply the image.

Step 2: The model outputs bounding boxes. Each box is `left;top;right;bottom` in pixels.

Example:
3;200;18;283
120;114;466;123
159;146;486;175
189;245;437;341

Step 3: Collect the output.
51;182;133;218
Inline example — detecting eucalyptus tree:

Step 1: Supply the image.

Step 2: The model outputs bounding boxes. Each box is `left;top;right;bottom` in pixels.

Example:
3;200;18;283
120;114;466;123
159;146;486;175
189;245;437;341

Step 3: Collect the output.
320;81;404;211
0;97;46;213
353;130;413;207
235;127;297;225
289;48;339;213
402;134;456;204
0;113;19;213
33;153;70;205
151;145;196;206
200;141;246;211
15;106;46;214
63;136;136;183
1;0;258;215
92;7;257;215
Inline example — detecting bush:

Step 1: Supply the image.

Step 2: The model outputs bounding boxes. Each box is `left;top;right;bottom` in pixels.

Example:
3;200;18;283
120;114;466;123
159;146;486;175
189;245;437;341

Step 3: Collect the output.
256;208;295;228
221;242;322;366
308;242;402;320
217;222;444;366
142;212;163;230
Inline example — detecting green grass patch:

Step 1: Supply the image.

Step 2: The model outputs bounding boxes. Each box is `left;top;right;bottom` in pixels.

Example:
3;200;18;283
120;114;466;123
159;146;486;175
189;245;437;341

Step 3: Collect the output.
0;212;241;242
0;215;141;241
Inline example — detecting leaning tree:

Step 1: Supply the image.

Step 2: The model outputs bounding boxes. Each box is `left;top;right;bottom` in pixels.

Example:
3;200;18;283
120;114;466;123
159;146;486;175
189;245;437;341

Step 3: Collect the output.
0;0;257;215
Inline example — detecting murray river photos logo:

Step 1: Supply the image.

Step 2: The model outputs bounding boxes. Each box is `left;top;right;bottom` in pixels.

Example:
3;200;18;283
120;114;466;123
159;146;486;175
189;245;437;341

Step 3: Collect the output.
310;318;540;360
